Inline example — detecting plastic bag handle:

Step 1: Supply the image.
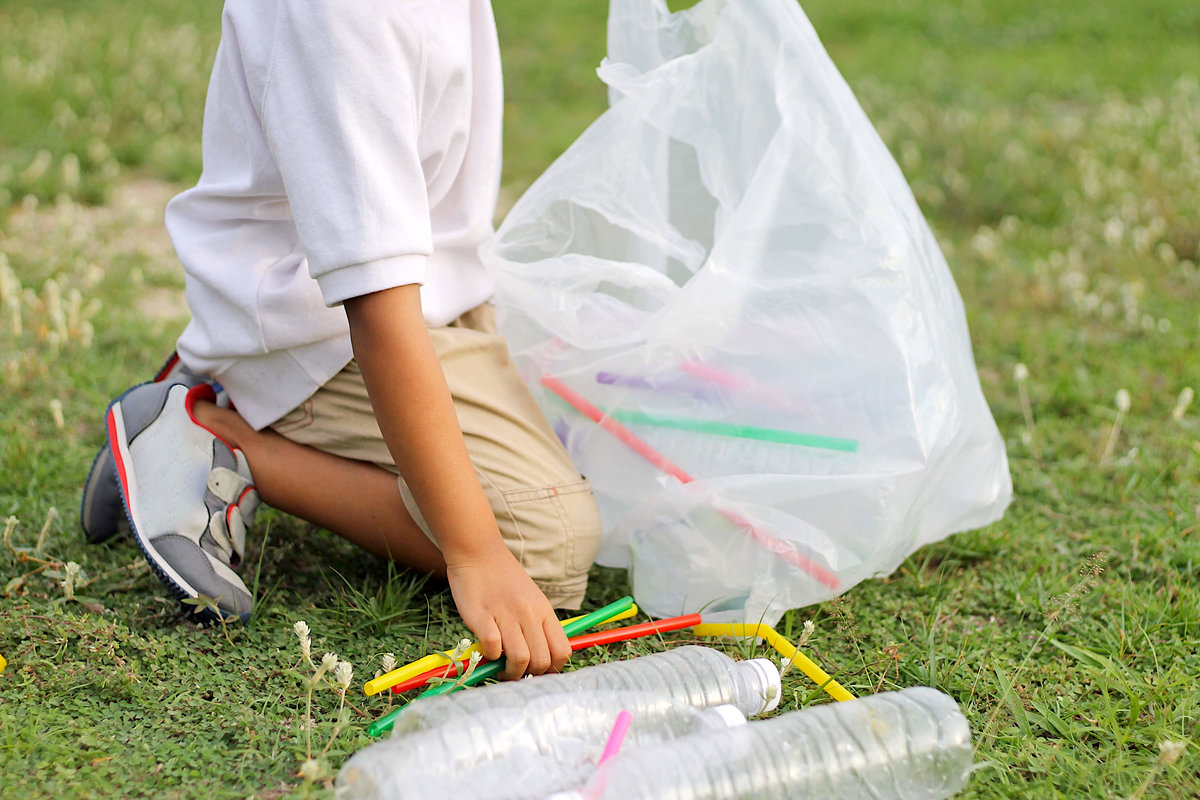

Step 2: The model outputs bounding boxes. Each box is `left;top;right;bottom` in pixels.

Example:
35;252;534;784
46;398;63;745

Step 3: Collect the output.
606;0;671;74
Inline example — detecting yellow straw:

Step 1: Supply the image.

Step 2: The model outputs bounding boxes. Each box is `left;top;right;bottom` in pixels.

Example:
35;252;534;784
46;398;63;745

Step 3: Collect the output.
0;653;6;674
692;622;855;703
364;605;640;696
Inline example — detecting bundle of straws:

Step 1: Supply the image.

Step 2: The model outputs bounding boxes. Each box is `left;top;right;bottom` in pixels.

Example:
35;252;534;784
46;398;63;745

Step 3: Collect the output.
363;595;853;736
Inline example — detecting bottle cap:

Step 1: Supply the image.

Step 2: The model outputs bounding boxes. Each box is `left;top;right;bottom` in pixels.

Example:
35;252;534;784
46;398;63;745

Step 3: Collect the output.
743;658;783;715
706;704;748;728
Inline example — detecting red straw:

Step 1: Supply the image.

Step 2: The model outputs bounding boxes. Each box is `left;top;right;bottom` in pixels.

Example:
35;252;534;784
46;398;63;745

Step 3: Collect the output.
541;374;839;590
542;375;693;483
565;614;701;649
391;614;704;694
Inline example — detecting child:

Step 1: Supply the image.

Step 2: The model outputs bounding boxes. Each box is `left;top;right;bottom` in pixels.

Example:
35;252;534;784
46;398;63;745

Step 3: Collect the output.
83;0;603;680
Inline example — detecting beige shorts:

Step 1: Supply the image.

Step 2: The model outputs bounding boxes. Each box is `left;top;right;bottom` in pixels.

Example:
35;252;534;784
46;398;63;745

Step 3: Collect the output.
269;303;602;608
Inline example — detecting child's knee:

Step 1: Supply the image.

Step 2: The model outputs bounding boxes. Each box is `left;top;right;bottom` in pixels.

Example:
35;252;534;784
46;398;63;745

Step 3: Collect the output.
498;478;602;610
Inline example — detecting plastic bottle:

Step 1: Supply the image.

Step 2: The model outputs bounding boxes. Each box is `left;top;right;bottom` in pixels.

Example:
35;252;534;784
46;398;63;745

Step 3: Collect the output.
551;687;974;800
390;646;781;737
335;690;748;800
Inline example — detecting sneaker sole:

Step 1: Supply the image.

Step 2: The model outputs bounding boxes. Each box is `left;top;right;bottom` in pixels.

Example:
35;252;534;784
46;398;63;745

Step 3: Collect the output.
106;384;246;625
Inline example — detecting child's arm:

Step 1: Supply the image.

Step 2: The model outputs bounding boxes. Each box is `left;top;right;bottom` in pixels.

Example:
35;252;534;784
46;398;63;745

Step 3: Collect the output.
345;284;571;680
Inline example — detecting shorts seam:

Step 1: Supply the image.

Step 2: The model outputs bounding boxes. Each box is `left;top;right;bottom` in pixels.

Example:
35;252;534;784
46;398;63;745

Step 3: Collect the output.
502;478;592;505
480;467;525;562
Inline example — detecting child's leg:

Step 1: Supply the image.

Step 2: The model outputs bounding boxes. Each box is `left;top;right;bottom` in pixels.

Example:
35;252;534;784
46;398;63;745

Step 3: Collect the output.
257;303;604;609
191;401;446;575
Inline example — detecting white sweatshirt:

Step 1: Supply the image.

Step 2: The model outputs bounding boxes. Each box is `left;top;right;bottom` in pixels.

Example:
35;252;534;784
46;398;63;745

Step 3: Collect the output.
167;0;502;430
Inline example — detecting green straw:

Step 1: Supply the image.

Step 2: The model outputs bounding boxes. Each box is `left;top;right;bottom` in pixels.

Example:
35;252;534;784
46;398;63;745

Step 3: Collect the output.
366;595;635;737
606;409;858;453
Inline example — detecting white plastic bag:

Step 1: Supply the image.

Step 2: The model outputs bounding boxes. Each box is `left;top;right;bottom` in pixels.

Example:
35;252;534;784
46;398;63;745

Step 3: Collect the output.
484;0;1011;624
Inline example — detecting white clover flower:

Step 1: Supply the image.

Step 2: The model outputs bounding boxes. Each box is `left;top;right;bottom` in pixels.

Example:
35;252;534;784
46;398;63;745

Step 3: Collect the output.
1172;387;1194;421
6;296;21;337
297;758;322;782
20;150;51;183
293;620;312;664
380;653;397;674
49;399;64;430
460;651;484;682
1157;740;1186;765
60;153;81;192
334;660;353;692
449;638;473;660
1116;389;1131;413
311;652;338;684
1013;363;1029;383
62;561;82;600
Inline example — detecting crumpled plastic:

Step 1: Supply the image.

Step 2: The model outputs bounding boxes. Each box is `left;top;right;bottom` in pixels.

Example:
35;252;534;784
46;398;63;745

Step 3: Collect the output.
484;0;1011;624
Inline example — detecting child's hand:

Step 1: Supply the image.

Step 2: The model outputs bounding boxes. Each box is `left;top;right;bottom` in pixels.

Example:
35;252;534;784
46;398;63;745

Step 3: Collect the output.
446;543;571;680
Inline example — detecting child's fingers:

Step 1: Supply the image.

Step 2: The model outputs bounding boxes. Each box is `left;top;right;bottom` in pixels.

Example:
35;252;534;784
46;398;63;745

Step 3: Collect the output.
522;618;554;675
472;616;504;662
544;615;571;672
497;616;530;680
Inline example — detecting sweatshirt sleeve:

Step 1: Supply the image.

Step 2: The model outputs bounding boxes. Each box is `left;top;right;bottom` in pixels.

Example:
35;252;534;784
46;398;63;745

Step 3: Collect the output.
255;1;432;306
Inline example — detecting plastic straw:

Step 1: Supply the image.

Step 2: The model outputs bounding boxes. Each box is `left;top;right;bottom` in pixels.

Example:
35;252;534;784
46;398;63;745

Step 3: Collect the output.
390;614;704;694
364;605;639;696
367;597;639;736
542;375;839;590
417;596;637;699
692;622;855;703
596;710;633;766
606;409;857;452
543;375;692;483
563;613;702;650
595;371;719;402
679;360;800;409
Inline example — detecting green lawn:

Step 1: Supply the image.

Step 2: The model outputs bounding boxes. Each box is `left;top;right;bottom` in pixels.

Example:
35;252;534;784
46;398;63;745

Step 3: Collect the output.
2;0;1198;797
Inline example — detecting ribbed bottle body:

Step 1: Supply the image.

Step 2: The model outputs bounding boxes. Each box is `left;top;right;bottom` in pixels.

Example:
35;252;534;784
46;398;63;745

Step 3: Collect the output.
392;646;778;735
563;687;973;800
336;690;745;800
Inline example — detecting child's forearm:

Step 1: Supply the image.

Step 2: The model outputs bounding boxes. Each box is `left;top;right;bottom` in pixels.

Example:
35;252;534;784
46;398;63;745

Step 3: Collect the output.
343;284;506;563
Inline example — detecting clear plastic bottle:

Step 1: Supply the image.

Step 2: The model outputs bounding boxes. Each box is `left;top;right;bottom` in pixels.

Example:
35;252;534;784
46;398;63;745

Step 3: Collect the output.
389;646;781;737
335;690;748;800
551;687;974;800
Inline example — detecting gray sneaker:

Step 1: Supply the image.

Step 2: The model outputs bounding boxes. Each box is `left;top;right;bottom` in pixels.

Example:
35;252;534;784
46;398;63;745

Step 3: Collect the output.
106;380;259;623
80;352;209;545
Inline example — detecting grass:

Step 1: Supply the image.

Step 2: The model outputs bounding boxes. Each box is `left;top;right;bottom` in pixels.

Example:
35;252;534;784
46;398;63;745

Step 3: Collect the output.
1;0;1198;796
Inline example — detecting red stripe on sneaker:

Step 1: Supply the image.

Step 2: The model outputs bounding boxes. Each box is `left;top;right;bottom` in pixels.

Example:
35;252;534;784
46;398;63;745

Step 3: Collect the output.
153;353;181;382
105;408;133;506
182;383;240;451
226;486;256;529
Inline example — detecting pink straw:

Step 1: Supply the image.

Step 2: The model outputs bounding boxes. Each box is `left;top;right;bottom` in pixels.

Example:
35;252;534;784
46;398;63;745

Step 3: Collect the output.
596;710;634;767
541;375;839;589
680;360;809;416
